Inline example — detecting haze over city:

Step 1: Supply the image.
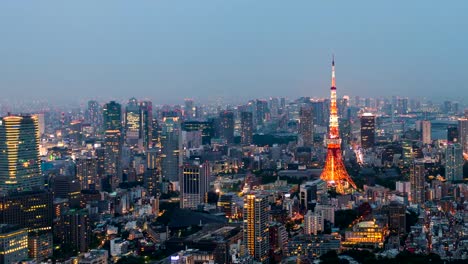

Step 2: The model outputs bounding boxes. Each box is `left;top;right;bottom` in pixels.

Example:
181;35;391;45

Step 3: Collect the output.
0;0;467;104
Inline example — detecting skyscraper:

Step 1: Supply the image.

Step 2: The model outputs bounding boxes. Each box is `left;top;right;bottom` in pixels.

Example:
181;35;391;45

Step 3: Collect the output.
240;112;253;145
219;111;235;144
140;101;153;149
320;58;357;194
0;114;42;192
184;99;195;120
447;125;458;143
243;193;269;263
410;162;425;205
180;161;210;209
104;130;122;189
299;106;313;146
161;113;182;182
76;156;99;190
360;113;375;149
445;143;463;181
421;120;431;145
256;99;269;128
103;101;122;131
125;98;141;146
458;118;468;154
86;100;102;132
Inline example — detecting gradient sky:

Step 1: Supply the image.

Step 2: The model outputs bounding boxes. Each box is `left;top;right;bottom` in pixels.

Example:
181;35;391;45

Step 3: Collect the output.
0;0;467;105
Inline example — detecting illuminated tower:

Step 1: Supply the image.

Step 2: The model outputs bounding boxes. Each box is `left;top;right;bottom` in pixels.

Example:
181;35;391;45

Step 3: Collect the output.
320;57;357;194
243;193;269;263
0;114;42;192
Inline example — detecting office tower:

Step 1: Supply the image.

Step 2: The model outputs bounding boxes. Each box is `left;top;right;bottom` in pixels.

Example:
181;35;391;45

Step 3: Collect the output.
458;118;468;154
86;100;102;131
320;58;357;194
421;120;431;144
184;99;195;120
315;204;335;224
145;149;160;196
240;112;253;145
0;225;28;264
299;106;313;146
103;101;122;131
28;231;53;262
410;162;425;205
447;125;458;143
0;115;42;192
125;98;141;146
396;97;408;114
304;210;323;235
161;113;182;182
53;175;81;207
217;194;236;219
0;190;54;232
57;209;91;253
243;193;269;263
104;130;122;188
151;118;160;148
181;121;214;146
218;111;234;144
180;161;210;209
76;156;98;190
360;113;375;149
255;99;269;127
140;101;153;149
311;101;327;126
445;143;463;181
269;97;280;117
96;147;105;182
382;202;406;235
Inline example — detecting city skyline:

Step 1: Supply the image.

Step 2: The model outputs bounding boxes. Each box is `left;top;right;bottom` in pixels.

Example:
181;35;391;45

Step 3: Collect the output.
0;1;467;104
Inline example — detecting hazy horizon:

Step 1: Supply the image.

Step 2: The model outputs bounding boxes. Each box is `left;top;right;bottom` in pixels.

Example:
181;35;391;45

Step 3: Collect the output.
1;1;467;105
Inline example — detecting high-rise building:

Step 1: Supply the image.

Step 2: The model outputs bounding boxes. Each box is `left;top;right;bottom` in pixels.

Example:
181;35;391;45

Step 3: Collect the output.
180;161;210;209
140;101;153;149
304;210;323;235
240;112;253;145
218;111;234;144
458;118;468;154
125;98;141;146
0;115;42;192
86;100;102;132
104;130;122;188
421;120;431;145
382;202;406;235
103;101;122;131
0;225;28;264
410;162;425;205
360;113;375;149
184;99;195;120
320;58;357;194
447;125;458;143
76;156;99;190
299;106;313;146
181;121;214;146
161;113;182;182
255;100;269;128
445;143;463;181
0;190;54;233
243;193;269;263
57;209;91;253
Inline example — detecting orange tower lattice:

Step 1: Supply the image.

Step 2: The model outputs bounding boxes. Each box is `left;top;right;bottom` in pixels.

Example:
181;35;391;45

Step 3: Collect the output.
320;57;357;194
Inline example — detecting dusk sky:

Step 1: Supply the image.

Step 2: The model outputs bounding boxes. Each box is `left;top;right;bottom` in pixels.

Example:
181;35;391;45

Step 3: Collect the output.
0;0;467;104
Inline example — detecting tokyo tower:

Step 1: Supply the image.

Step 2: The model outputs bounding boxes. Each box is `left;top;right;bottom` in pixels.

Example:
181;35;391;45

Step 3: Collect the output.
320;57;357;194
